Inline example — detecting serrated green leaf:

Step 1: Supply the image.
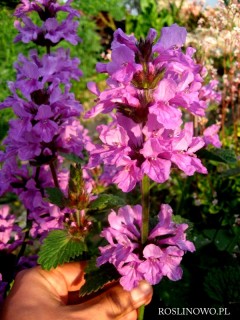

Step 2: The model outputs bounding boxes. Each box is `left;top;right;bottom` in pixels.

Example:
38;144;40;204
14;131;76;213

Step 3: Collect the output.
45;187;66;208
38;230;87;270
89;194;125;211
84;257;99;274
198;148;237;164
79;263;120;297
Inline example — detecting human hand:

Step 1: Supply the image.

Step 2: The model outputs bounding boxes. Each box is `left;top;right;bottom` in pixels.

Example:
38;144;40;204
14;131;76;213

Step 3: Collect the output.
1;262;153;320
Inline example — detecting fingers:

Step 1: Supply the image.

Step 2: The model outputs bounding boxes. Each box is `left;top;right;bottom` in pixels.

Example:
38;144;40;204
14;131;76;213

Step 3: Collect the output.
39;261;86;292
66;281;153;320
1;264;153;320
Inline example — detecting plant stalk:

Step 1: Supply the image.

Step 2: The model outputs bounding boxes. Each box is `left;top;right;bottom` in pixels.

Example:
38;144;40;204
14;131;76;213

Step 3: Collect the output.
141;174;150;244
138;304;145;320
49;161;60;189
138;175;150;320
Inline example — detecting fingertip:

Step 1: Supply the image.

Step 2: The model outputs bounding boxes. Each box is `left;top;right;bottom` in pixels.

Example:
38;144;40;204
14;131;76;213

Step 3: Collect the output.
56;261;86;291
130;281;153;307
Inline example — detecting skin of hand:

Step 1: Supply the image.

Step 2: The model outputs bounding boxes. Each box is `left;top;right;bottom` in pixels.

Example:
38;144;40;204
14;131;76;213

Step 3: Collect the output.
0;262;153;320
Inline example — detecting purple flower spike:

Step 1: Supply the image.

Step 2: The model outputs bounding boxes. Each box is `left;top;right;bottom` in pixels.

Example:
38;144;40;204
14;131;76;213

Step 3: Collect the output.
97;204;195;291
0;0;92;248
87;25;220;192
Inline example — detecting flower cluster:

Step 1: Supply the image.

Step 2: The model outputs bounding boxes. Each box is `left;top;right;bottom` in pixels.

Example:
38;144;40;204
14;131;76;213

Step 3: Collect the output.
14;0;80;46
0;0;90;241
97;204;195;291
0;48;84;162
86;24;221;192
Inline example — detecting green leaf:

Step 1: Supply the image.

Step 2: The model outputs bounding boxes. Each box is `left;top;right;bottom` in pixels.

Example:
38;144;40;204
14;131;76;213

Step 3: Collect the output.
38;230;87;270
84;256;99;274
220;167;240;178
172;215;189;224
202;229;237;251
89;194;125;211
204;266;240;303
192;233;211;250
59;152;83;164
197;148;237;164
74;0;125;21
79;263;120;297
45;187;66;208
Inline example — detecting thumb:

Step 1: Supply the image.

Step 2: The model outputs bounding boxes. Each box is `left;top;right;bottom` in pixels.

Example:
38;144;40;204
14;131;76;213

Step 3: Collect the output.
67;281;153;320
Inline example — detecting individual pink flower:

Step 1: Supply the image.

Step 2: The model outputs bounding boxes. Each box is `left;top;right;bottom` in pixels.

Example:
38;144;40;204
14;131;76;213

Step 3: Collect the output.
203;124;222;148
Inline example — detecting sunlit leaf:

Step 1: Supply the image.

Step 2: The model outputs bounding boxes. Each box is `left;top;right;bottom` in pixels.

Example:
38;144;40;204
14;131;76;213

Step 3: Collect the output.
38;230;87;270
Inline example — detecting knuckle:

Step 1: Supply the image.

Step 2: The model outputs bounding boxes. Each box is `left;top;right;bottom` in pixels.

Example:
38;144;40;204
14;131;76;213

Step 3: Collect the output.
104;289;131;318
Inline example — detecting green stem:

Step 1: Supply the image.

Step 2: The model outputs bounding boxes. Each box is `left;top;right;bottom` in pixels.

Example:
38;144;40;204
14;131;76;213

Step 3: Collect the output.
75;209;81;228
138;175;150;320
46;45;50;55
141;175;150;244
138;304;145;320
